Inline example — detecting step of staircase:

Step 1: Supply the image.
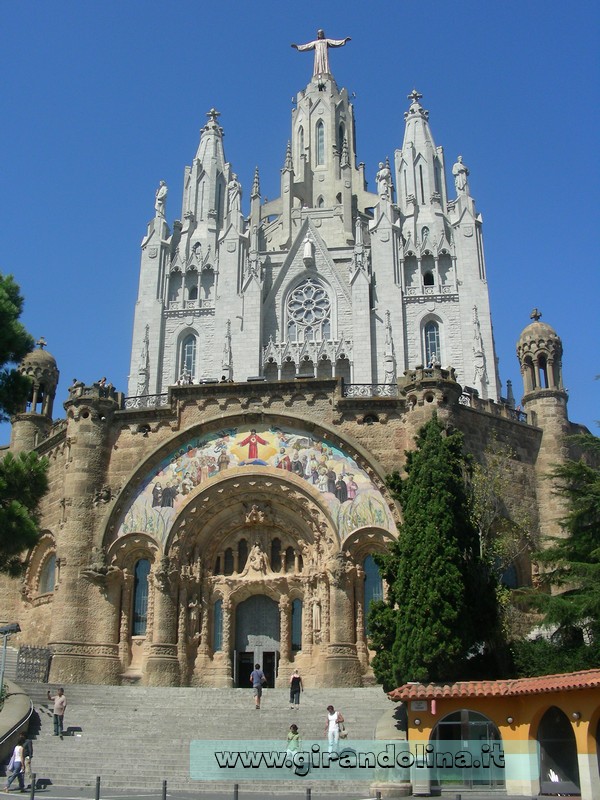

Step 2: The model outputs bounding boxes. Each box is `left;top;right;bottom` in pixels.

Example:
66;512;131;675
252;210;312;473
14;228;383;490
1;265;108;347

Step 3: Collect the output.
20;683;393;793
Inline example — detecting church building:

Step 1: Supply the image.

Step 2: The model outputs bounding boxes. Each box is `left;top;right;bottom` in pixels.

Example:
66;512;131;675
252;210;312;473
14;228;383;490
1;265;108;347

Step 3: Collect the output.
1;34;588;688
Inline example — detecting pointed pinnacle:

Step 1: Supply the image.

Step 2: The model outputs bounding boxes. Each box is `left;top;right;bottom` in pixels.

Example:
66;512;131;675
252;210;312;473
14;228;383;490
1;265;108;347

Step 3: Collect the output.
284;141;293;171
252;166;261;198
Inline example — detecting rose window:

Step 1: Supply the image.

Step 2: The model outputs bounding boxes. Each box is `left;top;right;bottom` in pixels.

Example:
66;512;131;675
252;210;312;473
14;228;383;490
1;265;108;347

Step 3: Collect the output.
287;279;331;342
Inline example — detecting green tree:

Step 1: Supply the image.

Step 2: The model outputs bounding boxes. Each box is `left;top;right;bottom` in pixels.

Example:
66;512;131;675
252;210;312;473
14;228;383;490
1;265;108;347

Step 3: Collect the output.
0;273;49;575
0;274;36;421
369;415;499;690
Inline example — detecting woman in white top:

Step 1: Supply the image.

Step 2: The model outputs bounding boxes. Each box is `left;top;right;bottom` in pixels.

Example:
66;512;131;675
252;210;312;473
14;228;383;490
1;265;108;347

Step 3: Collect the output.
5;734;25;792
324;704;344;753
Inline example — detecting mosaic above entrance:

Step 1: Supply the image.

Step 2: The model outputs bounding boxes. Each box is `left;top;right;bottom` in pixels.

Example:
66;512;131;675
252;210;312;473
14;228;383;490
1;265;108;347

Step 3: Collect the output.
117;425;396;543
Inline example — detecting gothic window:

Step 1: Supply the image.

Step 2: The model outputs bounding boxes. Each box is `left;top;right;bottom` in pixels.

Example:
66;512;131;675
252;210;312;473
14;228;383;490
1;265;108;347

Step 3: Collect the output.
336;355;351;384
39;554;56;595
317;196;324;208
538;355;549;389
188;285;198;301
200;267;214;300
286;279;331;343
316;120;325;166
423;271;434;286
298;125;304;161
213;599;223;651
214;555;221;575
424;320;441;366
363;555;383;635
181;334;197;378
224;548;234;576
337;122;345;154
291;599;302;651
132;558;150;636
419;164;425;204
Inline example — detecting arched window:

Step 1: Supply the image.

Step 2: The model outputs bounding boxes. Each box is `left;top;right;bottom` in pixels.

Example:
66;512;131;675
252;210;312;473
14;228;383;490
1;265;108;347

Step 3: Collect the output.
298;125;304;161
213;599;223;651
316;120;325;166
291;599;302;651
424;320;441;367
224;548;234;576
188;285;198;301
538;355;549;389
39;554;56;595
132;558;150;636
363;555;383;634
271;538;282;572
421;226;429;241
423;271;434;286
538;706;581;795
317;196;324;208
286;278;332;343
285;546;295;573
181;334;197;378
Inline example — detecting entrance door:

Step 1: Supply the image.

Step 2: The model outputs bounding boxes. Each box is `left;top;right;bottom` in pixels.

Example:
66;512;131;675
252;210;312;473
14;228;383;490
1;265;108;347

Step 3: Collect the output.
234;595;280;687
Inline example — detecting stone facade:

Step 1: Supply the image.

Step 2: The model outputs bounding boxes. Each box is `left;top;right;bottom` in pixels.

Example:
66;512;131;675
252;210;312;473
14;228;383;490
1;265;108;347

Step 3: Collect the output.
0;48;591;688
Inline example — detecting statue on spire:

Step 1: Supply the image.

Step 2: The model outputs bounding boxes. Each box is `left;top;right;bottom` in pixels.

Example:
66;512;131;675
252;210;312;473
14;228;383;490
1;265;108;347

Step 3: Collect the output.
452;156;470;196
291;29;351;78
154;180;168;217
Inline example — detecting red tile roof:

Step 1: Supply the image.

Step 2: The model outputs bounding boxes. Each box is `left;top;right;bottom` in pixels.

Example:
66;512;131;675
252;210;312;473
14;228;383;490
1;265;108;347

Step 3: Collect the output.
388;669;600;701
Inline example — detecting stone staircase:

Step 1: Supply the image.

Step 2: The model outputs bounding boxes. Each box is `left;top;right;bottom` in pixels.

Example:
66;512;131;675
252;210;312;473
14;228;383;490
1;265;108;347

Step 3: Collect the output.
20;683;394;793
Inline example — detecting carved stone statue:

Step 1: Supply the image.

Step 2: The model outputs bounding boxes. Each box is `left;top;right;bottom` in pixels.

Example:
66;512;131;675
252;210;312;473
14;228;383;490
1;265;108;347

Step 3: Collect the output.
154;180;168;217
376;161;392;200
303;235;314;265
452;156;470;196
227;174;241;215
240;541;269;576
291;30;351;78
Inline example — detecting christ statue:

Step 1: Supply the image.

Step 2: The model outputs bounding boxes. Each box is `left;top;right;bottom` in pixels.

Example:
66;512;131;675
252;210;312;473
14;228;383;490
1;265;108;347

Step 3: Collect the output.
291;30;351;78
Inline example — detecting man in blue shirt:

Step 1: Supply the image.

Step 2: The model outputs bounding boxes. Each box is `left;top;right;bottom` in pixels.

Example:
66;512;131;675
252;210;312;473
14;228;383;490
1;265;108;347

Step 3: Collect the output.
250;663;266;709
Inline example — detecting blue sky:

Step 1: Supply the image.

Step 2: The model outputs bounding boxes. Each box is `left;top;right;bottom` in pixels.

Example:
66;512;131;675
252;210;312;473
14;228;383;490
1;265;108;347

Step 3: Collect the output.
1;0;598;436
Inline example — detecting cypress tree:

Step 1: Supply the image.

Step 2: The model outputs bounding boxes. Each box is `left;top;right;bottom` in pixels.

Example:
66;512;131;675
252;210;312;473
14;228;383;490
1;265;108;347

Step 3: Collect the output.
370;414;499;689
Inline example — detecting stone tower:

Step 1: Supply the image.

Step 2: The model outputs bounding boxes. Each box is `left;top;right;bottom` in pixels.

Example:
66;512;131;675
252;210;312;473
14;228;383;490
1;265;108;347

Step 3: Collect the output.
10;339;59;453
517;309;570;542
128;44;502;401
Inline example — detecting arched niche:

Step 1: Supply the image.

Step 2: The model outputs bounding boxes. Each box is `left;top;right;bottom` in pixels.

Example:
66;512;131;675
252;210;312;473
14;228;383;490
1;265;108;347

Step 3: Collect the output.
537;706;581;795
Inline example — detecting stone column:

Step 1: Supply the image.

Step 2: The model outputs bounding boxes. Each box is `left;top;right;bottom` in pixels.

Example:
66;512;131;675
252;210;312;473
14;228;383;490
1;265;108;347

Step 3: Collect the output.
48;385;122;684
177;585;189;685
118;570;133;670
278;595;291;678
144;560;181;686
354;565;369;670
192;589;211;686
321;553;362;687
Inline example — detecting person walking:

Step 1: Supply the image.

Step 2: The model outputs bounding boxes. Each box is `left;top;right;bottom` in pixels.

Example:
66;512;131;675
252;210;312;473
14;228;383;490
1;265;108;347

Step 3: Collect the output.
4;733;25;792
22;734;33;789
250;663;266;710
289;669;303;709
286;724;302;759
47;687;67;737
325;704;344;753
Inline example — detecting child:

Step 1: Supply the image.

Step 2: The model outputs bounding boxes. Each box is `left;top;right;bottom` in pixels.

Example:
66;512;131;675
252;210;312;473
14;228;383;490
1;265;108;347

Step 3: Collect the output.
286;723;301;757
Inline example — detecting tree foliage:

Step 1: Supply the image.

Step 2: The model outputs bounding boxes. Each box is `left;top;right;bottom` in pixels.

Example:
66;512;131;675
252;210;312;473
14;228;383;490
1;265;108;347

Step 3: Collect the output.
0;451;49;575
369;415;500;690
531;435;600;646
0;274;35;422
0;273;49;575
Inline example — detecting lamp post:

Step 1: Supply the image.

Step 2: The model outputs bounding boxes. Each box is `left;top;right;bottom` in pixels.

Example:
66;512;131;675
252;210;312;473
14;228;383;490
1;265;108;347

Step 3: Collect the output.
0;623;21;700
